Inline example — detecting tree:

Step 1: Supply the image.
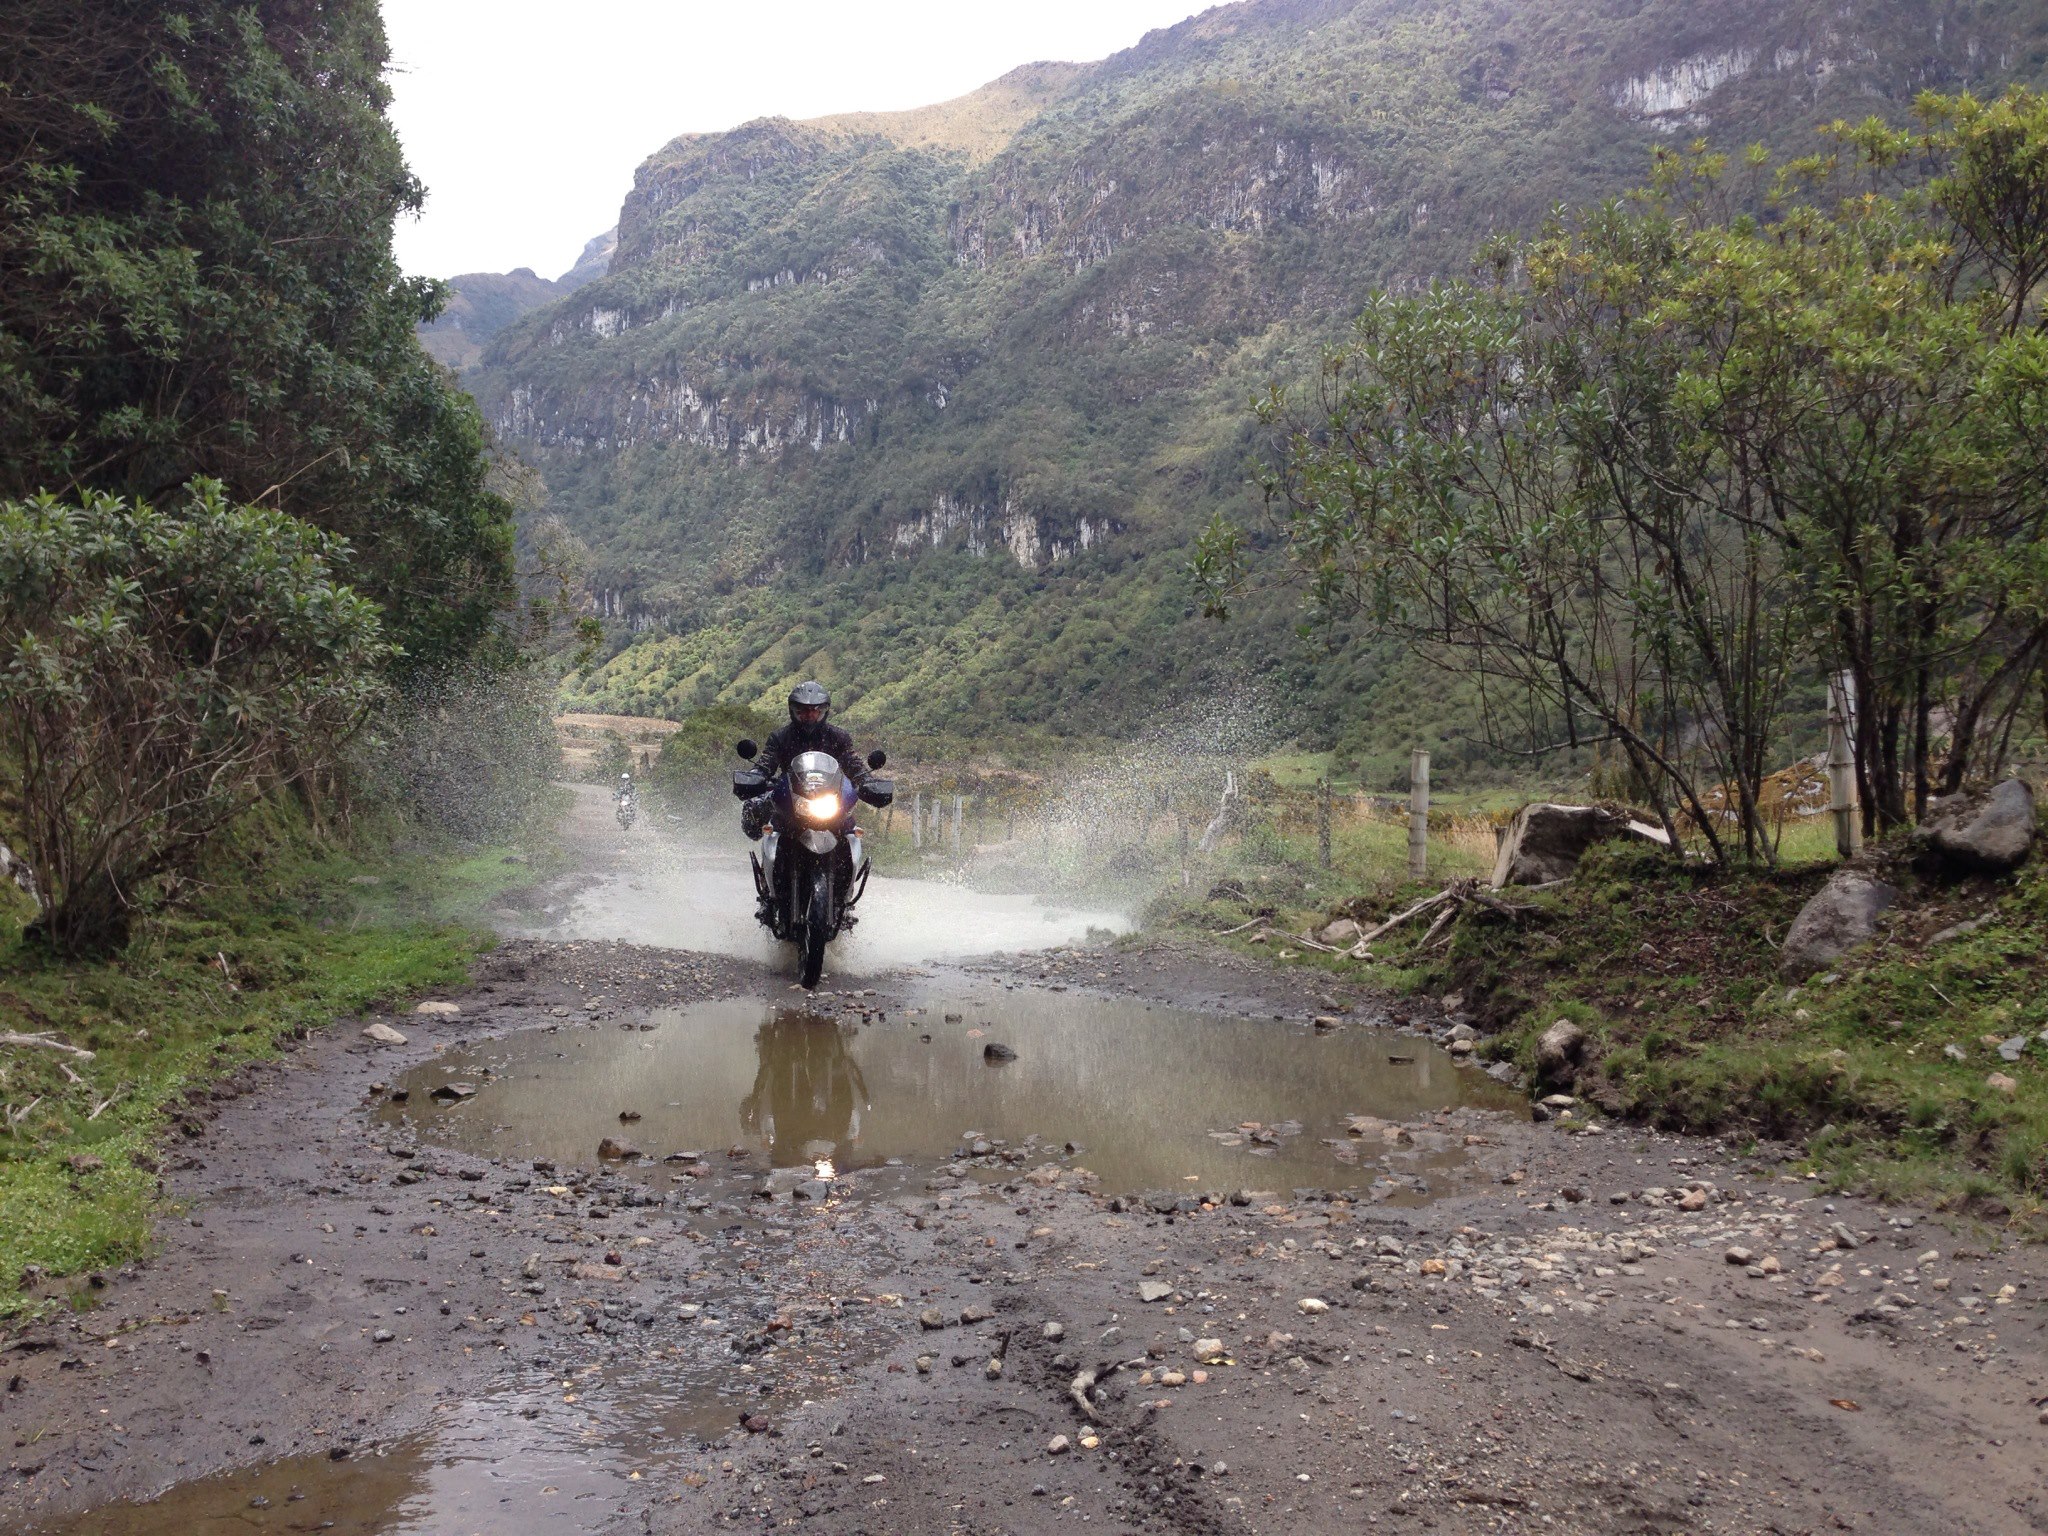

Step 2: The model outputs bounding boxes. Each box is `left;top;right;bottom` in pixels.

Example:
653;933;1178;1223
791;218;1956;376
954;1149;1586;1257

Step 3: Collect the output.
0;1;515;671
1202;89;2048;854
0;485;388;953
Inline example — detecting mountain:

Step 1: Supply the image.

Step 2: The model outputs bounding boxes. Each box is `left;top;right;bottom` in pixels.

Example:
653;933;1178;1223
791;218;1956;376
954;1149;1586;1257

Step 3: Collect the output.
458;0;2048;779
418;229;615;370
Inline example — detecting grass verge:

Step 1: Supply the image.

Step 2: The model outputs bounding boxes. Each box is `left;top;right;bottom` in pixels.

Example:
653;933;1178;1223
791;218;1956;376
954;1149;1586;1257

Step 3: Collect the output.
0;821;546;1313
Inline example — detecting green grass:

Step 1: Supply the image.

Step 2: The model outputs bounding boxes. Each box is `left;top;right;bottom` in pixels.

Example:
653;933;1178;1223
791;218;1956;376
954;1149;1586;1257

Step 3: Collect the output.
0;824;544;1313
1413;839;2048;1222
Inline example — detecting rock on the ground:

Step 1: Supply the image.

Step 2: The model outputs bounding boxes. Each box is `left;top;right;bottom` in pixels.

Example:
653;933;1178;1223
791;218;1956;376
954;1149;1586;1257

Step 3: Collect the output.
1780;869;1897;980
1318;917;1360;945
1918;778;2037;875
1491;803;1668;887
596;1136;640;1160
414;1001;462;1017
1536;1019;1587;1084
361;1022;407;1045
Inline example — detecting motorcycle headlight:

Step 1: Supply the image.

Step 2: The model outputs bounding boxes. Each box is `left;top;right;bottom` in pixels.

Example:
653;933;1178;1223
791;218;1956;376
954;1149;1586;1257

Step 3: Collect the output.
798;791;842;822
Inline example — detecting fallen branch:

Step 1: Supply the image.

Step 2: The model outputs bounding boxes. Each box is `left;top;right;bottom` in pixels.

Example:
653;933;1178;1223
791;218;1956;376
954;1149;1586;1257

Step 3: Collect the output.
1415;903;1459;950
1214;917;1265;937
1069;1355;1150;1416
0;1032;96;1061
87;1086;125;1122
1348;891;1453;950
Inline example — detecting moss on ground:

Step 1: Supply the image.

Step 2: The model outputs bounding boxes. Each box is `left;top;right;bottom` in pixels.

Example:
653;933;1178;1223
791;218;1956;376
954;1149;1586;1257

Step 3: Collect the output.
0;824;545;1312
1165;821;2048;1223
1428;841;2047;1221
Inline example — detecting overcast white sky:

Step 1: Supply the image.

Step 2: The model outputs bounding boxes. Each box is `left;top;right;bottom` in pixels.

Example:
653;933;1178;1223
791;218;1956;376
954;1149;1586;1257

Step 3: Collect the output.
383;1;1208;280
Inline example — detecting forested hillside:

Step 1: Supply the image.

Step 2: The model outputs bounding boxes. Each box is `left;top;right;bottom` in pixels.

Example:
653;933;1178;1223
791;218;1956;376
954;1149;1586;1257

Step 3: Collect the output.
464;0;2048;779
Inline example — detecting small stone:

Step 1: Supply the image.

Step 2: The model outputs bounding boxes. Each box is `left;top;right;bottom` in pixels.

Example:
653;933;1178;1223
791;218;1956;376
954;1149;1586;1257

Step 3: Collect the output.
984;1357;1003;1379
982;1042;1018;1062
1159;1370;1186;1386
918;1309;946;1331
1677;1189;1708;1211
1138;1280;1174;1304
371;1329;395;1344
1375;1236;1405;1257
428;1083;477;1102
1193;1338;1227;1363
1042;1321;1065;1341
1297;1297;1329;1315
361;1022;407;1045
1944;1043;1968;1062
596;1137;639;1160
914;1355;933;1374
1758;1256;1782;1275
414;1001;461;1017
1998;1036;2029;1063
1986;1072;2019;1096
1047;1435;1071;1455
1725;1246;1755;1266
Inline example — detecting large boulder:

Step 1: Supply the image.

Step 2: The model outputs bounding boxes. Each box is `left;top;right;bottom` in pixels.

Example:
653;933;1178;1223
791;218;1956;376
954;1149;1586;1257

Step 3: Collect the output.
1780;869;1897;980
1918;779;2037;876
1491;803;1670;887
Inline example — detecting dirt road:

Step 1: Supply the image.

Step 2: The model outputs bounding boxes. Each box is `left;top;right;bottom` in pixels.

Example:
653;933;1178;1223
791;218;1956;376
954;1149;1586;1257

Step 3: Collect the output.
6;794;2046;1534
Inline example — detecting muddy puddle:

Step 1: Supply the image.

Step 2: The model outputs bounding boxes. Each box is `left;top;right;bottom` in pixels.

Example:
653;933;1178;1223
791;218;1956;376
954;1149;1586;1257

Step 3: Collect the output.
46;994;1519;1536
32;1372;729;1536
383;988;1522;1198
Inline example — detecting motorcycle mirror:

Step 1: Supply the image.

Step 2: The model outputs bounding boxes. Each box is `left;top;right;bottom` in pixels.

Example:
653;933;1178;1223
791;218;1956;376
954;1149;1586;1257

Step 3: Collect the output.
736;739;758;760
867;749;887;770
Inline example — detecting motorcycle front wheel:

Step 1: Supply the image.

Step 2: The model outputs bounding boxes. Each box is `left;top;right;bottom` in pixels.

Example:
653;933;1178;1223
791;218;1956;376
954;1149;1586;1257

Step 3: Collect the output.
798;866;833;989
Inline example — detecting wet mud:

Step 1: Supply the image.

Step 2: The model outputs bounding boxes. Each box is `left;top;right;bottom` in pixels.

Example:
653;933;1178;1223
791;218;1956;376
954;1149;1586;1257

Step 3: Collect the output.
10;789;2048;1534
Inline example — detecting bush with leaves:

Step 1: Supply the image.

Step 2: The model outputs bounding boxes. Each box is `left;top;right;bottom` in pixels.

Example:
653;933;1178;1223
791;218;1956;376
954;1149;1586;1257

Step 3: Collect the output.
1203;89;2048;858
0;0;515;672
0;485;388;953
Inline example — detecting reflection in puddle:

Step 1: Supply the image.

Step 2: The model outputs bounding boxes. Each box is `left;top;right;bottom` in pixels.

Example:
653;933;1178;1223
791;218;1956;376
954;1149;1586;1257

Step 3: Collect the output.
386;987;1520;1195
48;991;1520;1536
34;1375;730;1536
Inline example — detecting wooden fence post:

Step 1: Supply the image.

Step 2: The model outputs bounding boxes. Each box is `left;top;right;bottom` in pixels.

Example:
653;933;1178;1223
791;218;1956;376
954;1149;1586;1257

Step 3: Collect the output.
1317;778;1333;869
1408;749;1430;878
911;791;923;850
1827;670;1862;858
951;796;963;853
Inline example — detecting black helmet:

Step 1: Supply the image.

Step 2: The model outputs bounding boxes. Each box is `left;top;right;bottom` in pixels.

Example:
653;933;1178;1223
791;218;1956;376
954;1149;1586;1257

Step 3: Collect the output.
789;680;830;726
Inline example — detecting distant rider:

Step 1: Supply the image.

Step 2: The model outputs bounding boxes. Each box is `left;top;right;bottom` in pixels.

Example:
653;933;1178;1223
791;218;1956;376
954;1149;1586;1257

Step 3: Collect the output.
615;771;635;806
742;681;873;840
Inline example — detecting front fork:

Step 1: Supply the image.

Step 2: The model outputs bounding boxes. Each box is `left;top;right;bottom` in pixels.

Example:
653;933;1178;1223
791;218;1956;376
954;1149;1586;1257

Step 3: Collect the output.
751;829;869;935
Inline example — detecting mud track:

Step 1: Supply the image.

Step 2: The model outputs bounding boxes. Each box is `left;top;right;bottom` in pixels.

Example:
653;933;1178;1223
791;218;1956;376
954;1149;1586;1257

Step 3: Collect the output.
4;846;2047;1533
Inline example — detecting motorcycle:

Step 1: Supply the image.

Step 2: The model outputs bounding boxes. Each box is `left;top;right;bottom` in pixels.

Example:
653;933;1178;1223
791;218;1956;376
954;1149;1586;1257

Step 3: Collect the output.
731;740;893;988
615;792;636;831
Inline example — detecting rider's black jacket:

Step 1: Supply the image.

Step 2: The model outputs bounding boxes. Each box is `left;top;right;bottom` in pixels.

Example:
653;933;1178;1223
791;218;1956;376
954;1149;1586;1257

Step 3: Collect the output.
754;720;872;791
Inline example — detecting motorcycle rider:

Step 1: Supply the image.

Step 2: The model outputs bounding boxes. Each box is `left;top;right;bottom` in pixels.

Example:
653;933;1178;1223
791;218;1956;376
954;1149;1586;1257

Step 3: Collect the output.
741;681;874;841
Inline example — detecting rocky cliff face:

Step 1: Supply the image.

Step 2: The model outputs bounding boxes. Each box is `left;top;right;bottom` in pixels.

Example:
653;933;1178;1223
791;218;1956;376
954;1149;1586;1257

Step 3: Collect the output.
453;0;2048;732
